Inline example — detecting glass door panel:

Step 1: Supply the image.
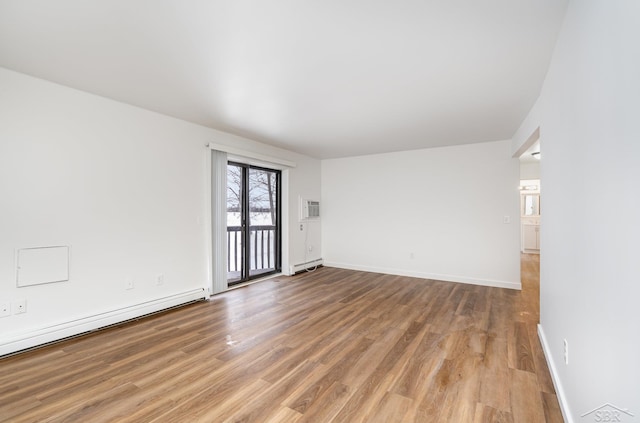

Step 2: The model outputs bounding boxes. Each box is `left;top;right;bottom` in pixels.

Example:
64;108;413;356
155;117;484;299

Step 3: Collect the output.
226;163;244;284
227;163;280;285
248;168;279;277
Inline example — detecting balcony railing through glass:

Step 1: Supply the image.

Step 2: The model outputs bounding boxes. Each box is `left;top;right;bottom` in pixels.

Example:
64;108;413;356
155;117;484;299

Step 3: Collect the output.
227;225;277;282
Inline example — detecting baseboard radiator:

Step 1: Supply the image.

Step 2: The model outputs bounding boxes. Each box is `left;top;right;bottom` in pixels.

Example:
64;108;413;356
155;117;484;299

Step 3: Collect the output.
289;258;323;274
0;288;206;357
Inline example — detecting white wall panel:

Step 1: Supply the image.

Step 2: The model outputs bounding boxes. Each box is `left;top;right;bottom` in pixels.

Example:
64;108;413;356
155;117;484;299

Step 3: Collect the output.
0;68;320;353
321;140;520;289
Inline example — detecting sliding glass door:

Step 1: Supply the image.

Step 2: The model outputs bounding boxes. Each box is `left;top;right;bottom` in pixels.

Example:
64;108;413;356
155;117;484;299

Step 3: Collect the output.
226;162;281;285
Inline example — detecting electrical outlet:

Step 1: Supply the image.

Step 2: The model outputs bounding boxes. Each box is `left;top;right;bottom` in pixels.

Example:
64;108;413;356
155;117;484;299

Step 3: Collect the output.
156;274;164;286
300;223;304;231
503;215;511;224
563;339;569;364
0;302;10;317
14;300;27;314
125;278;134;290
308;245;313;252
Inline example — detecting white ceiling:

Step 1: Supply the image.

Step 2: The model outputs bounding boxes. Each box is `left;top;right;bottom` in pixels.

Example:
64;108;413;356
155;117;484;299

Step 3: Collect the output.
0;0;567;159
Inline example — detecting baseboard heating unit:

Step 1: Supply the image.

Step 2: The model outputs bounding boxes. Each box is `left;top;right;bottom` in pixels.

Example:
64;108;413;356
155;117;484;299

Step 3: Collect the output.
290;259;323;274
0;288;206;357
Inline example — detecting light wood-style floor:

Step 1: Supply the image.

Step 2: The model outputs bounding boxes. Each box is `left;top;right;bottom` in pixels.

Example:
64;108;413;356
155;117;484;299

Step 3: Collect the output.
0;254;562;422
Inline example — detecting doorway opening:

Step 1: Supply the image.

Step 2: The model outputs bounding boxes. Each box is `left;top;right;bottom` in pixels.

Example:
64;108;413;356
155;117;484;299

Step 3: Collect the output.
520;180;540;254
226;162;281;285
516;129;541;323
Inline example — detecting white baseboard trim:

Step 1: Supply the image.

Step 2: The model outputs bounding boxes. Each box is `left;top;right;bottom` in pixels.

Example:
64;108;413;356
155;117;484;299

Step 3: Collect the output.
0;289;206;357
538;324;573;423
322;261;521;290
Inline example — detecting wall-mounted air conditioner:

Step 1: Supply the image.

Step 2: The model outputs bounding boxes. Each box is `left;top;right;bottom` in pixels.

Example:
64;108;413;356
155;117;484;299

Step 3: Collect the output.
300;198;320;221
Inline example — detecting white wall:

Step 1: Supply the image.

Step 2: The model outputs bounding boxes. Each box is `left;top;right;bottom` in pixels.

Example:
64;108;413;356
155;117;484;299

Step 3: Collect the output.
0;68;320;355
512;1;640;420
520;161;540;179
322;140;520;289
286;161;322;270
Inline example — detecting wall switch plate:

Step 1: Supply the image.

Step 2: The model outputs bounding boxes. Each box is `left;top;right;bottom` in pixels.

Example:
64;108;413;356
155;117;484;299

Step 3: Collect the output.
0;302;10;317
14;300;27;314
503;215;511;224
563;339;569;364
125;278;134;290
156;274;164;286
